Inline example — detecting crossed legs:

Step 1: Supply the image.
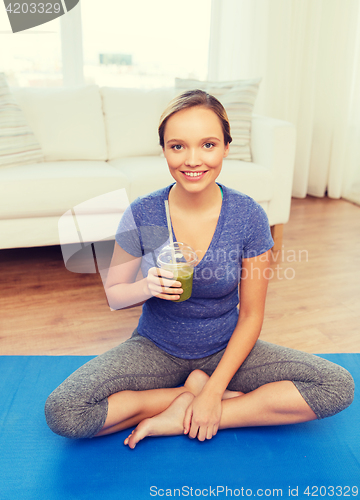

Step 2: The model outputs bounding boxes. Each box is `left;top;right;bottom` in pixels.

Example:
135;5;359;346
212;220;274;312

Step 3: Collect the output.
96;369;317;448
45;332;354;443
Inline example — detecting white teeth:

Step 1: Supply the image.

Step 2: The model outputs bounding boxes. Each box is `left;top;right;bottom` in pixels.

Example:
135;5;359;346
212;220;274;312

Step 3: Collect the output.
184;171;203;177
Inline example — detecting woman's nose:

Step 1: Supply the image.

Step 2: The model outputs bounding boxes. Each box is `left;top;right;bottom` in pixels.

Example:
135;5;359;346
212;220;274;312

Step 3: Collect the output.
184;149;202;166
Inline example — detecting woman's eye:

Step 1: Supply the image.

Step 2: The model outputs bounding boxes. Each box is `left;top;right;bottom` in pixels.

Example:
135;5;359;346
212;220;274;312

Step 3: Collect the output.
172;144;183;151
204;142;215;149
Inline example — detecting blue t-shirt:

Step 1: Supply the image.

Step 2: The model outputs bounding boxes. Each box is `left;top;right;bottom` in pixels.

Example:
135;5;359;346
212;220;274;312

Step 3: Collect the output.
115;183;274;359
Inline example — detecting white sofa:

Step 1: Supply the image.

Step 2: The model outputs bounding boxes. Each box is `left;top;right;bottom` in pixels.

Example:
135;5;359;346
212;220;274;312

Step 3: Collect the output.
0;85;296;251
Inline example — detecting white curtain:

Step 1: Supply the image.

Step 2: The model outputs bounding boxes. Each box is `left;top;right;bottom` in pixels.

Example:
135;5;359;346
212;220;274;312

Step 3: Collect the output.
208;0;360;201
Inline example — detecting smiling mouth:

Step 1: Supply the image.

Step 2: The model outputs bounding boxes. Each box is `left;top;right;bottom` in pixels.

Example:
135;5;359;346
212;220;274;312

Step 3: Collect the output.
181;171;207;178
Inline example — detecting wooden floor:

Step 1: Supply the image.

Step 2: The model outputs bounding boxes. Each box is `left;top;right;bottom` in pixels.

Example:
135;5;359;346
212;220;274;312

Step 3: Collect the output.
1;196;359;355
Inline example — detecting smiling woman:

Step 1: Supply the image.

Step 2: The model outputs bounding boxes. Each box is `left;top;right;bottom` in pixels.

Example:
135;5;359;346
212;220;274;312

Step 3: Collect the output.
159;90;231;201
164;110;227;180
44;90;354;449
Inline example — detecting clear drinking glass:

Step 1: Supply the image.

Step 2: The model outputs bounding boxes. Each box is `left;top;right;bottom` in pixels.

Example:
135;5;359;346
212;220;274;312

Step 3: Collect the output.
156;242;198;302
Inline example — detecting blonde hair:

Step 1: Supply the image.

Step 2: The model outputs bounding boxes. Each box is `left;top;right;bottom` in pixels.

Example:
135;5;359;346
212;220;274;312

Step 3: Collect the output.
158;89;232;148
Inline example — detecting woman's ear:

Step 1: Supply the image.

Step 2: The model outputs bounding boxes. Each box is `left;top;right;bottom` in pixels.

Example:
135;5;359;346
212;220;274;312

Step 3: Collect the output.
223;143;230;158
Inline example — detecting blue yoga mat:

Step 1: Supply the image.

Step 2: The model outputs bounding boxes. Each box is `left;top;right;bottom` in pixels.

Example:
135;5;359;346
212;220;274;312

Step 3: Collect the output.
0;354;359;500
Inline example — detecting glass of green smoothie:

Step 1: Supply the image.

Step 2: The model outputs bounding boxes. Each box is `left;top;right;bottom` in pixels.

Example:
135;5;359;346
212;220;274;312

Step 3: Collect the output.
156;242;198;302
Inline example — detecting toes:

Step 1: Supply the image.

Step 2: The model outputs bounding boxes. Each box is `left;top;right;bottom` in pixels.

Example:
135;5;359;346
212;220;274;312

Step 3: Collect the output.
125;434;136;448
124;430;135;446
128;430;141;449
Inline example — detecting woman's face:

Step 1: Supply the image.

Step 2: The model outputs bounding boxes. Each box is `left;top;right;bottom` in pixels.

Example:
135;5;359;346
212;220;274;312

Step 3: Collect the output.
162;106;230;194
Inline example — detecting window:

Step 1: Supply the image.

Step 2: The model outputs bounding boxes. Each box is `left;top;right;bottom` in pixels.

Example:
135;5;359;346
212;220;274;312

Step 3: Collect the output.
0;0;212;88
0;11;62;87
81;0;212;88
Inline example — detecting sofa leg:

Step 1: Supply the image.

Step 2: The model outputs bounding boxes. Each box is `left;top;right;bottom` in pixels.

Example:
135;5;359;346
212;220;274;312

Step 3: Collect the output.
270;224;283;254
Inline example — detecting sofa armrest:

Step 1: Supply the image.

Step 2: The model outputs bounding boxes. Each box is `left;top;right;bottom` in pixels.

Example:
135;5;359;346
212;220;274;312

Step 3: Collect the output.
251;114;296;226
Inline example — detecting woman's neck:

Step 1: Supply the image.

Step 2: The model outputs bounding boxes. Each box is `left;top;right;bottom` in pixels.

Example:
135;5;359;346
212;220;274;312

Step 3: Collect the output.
169;182;222;214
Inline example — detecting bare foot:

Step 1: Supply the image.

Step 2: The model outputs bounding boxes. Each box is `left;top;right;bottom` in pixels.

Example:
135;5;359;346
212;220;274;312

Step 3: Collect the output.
184;369;244;399
124;392;194;449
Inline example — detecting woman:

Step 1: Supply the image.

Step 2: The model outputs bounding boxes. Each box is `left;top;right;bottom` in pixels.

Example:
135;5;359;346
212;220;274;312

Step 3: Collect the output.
45;90;354;449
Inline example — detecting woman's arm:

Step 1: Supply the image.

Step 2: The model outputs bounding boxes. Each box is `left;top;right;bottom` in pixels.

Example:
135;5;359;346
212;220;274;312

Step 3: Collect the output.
184;249;271;439
105;242;183;310
203;249;271;394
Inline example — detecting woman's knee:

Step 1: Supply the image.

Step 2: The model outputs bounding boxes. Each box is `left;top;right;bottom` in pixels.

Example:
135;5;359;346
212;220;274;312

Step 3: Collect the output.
333;365;355;412
45;388;108;439
316;363;355;419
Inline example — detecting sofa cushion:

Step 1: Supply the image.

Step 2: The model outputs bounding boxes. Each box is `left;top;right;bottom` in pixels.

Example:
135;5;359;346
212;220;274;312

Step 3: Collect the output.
217;159;273;202
175;78;261;162
0;73;44;168
11;86;107;162
108;156;175;201
0;161;129;219
101;87;176;160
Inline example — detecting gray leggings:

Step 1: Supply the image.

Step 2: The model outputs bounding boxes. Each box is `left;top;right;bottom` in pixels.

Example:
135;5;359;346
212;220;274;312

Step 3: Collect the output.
45;330;354;439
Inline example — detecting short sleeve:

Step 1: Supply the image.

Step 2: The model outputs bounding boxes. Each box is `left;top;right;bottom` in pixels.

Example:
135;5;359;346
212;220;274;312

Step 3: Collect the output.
115;204;143;257
242;201;274;258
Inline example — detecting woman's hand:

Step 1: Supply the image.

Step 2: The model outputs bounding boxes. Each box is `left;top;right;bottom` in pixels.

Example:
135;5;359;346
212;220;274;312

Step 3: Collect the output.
183;389;222;441
145;267;183;300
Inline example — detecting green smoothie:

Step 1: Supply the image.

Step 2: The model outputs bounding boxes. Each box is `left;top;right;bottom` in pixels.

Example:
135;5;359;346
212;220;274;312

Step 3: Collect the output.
173;266;194;302
157;242;198;303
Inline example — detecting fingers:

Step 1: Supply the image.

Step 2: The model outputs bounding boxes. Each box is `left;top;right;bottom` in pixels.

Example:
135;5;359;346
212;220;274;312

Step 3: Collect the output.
189;424;218;441
147;267;183;300
150;266;174;280
211;424;219;438
197;426;207;442
187;420;203;440
185;404;218;441
187;418;219;441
